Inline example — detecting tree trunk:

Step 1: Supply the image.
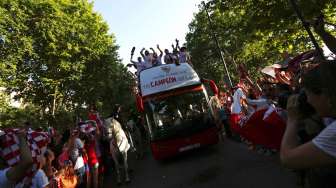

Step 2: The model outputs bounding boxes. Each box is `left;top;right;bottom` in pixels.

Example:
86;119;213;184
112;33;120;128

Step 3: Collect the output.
52;85;58;116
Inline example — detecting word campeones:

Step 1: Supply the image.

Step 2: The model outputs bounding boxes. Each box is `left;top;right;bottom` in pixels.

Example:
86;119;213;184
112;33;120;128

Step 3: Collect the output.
142;74;197;89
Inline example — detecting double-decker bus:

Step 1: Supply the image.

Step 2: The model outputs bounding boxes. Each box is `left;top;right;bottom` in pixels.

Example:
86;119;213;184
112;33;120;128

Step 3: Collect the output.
137;63;219;160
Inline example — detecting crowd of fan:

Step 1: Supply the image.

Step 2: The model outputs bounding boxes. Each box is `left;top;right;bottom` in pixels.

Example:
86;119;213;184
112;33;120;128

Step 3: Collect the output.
0;105;144;188
208;16;336;188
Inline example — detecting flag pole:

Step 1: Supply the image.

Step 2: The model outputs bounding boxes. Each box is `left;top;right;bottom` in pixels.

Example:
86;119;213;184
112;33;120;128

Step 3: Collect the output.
202;1;233;88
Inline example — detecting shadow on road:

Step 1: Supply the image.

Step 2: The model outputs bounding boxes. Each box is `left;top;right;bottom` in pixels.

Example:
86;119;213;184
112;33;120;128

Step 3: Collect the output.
103;139;297;188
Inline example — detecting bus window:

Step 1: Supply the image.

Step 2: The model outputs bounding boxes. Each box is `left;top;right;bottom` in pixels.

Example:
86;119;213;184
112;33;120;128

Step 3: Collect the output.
144;89;214;140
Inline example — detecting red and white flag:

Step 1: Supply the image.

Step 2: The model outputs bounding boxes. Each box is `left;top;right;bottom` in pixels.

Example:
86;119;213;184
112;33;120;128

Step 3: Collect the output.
79;122;96;134
0;129;50;185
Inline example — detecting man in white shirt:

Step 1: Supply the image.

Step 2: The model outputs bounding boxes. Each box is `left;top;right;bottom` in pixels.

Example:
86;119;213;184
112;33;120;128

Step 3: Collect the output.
128;47;147;74
229;87;248;135
178;47;192;65
128;56;146;73
231;87;247;115
150;45;163;66
140;48;153;68
175;39;192;66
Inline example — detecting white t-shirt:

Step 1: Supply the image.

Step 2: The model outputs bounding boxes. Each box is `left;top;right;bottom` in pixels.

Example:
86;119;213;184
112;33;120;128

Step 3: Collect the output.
143;55;153;68
143;60;152;69
134;61;146;73
31;169;49;188
231;88;246;114
312;120;336;158
0;168;13;188
70;138;84;162
179;52;190;63
74;156;85;170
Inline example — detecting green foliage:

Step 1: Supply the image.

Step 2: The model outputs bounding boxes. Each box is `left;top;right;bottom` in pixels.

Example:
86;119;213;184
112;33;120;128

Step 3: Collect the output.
0;0;136;128
0;104;42;128
0;91;10;113
186;0;336;87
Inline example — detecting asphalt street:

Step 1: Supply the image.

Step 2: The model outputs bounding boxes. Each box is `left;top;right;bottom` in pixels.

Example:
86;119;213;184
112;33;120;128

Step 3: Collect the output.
103;138;297;188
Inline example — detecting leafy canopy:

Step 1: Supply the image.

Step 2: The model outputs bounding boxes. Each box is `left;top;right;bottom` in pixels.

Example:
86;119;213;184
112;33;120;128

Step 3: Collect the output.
0;0;136;127
186;0;336;86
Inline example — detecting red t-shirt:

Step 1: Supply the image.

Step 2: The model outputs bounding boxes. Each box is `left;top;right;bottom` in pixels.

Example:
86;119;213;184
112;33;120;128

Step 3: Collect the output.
84;140;98;168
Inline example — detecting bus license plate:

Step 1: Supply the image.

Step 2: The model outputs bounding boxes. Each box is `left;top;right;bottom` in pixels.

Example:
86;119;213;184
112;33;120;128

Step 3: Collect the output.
179;143;201;152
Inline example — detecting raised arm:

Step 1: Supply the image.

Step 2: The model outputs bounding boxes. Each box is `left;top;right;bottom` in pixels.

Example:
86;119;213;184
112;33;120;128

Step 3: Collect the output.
140;48;146;59
130;47;137;64
6;131;34;183
150;47;156;54
157;44;163;57
130;54;137;64
175;39;181;51
171;43;176;51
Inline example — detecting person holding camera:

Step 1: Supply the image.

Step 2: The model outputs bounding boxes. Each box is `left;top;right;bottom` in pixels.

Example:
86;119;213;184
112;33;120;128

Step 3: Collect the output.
281;61;336;187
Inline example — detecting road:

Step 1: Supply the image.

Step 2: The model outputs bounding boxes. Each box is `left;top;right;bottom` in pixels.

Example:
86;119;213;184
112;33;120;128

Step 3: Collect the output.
103;139;297;188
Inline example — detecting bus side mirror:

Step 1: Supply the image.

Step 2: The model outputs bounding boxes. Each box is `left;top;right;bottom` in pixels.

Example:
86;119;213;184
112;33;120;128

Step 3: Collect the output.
201;78;219;96
209;80;219;96
136;94;144;112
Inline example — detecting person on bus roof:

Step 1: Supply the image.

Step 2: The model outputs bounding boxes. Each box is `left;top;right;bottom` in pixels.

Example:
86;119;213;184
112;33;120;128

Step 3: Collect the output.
128;56;146;74
164;49;174;64
127;47;147;74
140;48;153;68
176;39;192;66
150;44;163;67
170;41;180;65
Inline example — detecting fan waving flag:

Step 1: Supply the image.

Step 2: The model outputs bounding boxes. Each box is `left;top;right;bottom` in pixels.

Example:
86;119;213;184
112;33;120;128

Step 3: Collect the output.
238;106;287;150
79;122;97;134
0;129;50;186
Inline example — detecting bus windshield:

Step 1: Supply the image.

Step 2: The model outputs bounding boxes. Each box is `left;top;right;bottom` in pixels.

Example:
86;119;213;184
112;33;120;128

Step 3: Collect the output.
144;87;213;140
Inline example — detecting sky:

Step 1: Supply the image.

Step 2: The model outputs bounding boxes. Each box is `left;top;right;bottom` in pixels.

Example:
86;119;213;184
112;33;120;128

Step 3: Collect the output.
93;0;203;66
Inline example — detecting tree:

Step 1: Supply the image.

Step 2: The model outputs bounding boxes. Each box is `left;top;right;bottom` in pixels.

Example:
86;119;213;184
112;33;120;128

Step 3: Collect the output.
0;0;136;127
186;0;336;87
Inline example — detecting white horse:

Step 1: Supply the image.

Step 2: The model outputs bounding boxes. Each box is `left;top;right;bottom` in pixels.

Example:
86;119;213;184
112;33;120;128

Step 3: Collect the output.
104;117;131;184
